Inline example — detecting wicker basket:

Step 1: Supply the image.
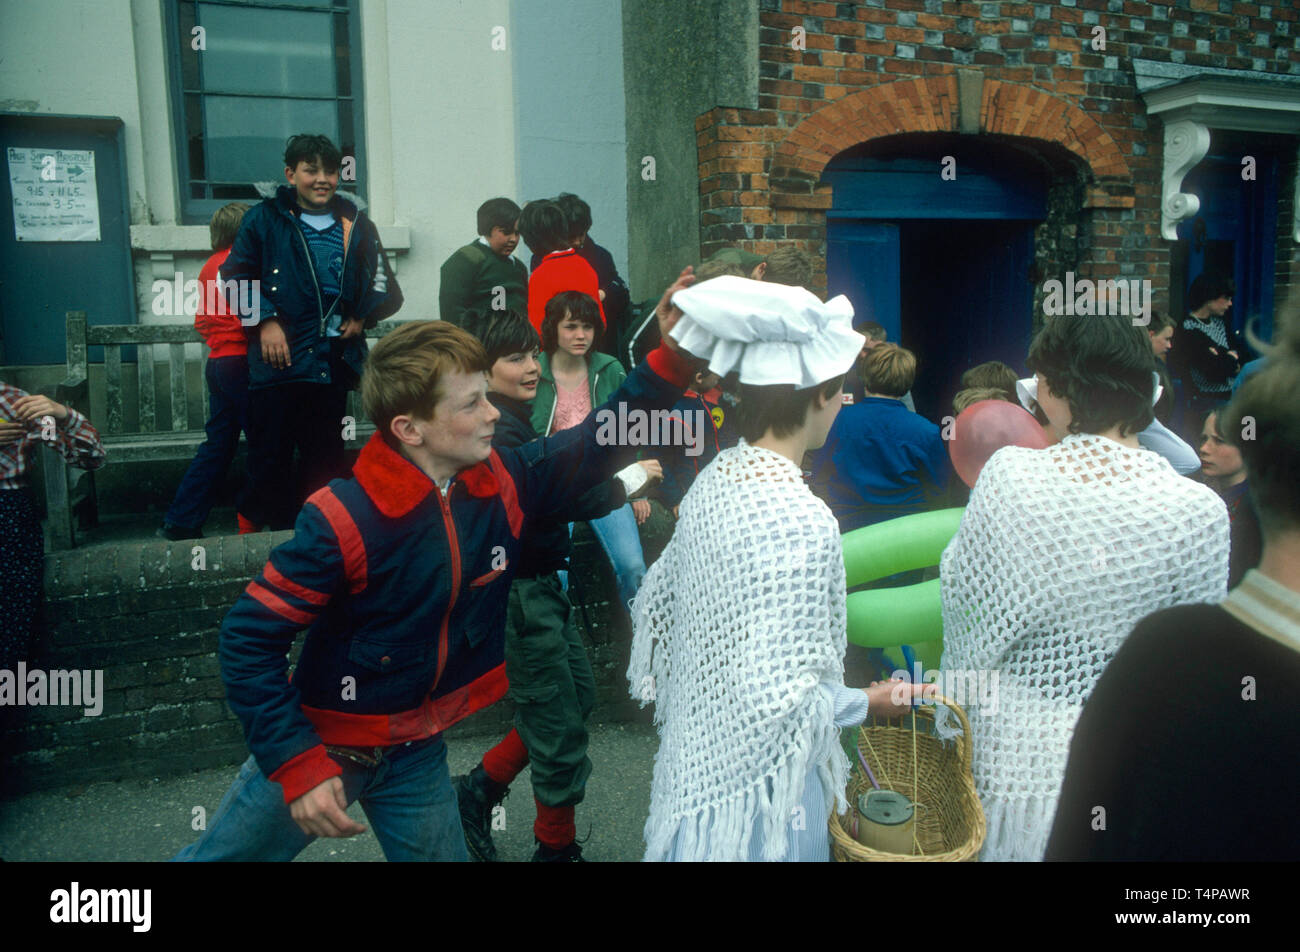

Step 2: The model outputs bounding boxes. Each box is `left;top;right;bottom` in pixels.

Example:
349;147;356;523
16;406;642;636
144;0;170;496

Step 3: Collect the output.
829;695;985;862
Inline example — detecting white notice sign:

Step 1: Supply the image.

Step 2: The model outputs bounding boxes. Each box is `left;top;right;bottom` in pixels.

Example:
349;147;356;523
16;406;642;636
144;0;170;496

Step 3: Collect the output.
7;147;101;242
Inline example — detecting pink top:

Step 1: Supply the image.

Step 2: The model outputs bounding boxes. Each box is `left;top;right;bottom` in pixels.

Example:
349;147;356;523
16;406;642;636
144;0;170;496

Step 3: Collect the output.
550;381;592;434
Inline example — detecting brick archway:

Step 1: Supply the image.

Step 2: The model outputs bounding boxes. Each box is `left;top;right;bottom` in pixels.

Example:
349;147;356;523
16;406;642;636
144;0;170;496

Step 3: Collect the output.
770;75;1130;196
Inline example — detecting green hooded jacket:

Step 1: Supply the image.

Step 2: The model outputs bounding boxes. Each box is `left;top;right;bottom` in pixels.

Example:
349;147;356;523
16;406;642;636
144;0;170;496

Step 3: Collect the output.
531;350;627;436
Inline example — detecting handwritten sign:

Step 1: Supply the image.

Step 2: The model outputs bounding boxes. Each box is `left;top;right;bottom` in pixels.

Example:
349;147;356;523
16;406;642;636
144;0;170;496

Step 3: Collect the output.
7;147;100;242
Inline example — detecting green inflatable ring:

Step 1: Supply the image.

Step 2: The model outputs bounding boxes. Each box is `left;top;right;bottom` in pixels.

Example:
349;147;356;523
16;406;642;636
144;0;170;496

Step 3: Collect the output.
840;508;964;661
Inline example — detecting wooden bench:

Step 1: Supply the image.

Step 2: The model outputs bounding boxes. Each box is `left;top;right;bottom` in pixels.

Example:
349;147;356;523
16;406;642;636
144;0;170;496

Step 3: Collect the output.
42;310;421;548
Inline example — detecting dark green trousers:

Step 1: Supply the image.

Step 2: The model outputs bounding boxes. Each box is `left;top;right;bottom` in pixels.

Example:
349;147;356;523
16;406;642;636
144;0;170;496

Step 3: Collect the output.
504;573;596;807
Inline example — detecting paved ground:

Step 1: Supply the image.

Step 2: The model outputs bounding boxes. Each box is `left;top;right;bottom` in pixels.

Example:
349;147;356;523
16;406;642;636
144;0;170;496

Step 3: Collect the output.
0;723;658;862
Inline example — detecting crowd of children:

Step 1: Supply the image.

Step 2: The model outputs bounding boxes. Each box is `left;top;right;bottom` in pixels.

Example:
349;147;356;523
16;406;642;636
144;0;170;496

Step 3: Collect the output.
4;128;1286;862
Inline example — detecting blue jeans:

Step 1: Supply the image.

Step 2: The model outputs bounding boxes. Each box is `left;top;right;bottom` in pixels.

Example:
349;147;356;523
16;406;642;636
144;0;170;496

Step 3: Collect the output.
172;736;468;862
164;355;250;530
559;503;646;613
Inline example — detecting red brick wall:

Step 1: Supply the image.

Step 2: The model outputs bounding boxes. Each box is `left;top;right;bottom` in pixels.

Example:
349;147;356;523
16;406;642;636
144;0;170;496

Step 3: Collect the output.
697;0;1299;314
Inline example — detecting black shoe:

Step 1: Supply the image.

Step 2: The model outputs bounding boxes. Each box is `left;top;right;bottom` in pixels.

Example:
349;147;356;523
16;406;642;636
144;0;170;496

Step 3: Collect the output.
157;524;203;541
452;765;509;863
531;840;586;862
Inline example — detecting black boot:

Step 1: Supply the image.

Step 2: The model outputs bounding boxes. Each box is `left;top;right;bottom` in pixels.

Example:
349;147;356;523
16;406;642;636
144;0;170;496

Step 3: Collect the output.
452;764;509;862
530;840;586;863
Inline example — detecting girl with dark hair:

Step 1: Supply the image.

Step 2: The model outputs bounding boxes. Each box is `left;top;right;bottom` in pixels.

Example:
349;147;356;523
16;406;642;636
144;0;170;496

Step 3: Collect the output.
939;312;1230;861
532;291;653;616
1197;405;1262;588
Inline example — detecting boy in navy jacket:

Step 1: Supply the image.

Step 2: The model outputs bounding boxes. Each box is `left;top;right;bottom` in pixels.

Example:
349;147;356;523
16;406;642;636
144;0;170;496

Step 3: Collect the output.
174;269;698;862
222;134;402;533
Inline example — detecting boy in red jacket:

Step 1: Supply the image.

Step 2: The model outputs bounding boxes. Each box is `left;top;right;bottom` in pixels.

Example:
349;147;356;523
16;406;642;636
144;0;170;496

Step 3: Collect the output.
158;202;252;540
519;198;605;334
173;270;699;862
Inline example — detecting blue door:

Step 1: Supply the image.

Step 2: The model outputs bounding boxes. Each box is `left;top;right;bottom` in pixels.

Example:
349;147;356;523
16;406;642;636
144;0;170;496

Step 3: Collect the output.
827;222;900;340
824;143;1044;420
1177;148;1279;343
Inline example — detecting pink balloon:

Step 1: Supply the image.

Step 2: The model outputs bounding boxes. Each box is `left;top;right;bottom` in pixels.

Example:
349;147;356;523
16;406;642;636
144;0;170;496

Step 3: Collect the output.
948;400;1050;488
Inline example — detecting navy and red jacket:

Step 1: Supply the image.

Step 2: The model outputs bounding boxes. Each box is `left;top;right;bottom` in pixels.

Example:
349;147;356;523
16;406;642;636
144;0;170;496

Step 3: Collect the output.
649;388;735;510
219;344;695;803
221;185;403;390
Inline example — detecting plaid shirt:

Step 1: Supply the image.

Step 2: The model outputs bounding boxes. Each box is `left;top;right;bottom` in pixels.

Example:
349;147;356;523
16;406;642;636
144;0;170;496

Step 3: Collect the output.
0;382;106;491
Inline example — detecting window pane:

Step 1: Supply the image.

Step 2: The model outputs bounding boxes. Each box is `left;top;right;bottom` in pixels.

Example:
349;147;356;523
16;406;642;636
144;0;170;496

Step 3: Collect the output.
203;96;338;183
213;183;261;200
197;3;335;96
215;0;339;7
333;11;351;97
179;1;200;89
185;93;206;180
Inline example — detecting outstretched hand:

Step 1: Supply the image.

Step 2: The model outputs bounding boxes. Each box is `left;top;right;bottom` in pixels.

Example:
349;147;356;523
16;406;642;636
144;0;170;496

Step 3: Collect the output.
865;678;936;719
655;266;695;352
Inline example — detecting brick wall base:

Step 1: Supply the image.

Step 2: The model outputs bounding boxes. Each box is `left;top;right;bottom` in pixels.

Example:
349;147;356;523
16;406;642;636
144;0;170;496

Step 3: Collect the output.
1;525;645;798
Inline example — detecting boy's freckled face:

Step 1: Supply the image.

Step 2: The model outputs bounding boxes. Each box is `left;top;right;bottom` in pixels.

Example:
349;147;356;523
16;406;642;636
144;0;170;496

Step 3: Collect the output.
487;351;540;402
487;224;519;257
286;158;339;212
419;371;500;470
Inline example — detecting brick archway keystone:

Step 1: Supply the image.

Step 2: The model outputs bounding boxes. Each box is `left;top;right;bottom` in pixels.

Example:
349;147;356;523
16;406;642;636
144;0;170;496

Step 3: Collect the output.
770;75;1130;207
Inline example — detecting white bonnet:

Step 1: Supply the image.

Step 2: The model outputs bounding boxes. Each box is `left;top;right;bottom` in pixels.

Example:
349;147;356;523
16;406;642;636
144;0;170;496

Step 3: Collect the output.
668;275;865;388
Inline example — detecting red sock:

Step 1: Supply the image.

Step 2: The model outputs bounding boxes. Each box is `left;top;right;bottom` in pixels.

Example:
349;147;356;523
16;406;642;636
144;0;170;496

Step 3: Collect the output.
237;513;260;535
481;728;529;786
534;800;576;850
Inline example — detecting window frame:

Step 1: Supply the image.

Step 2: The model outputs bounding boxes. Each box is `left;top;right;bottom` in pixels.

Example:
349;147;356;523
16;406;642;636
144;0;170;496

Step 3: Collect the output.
163;0;367;225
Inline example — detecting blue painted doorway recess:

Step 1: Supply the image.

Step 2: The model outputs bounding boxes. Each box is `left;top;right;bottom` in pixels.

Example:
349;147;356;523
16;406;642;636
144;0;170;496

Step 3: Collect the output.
824;148;1047;420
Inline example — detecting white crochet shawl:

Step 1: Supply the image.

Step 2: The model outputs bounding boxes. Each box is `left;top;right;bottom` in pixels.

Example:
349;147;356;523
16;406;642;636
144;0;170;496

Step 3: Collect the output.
939;434;1230;861
628;440;851;861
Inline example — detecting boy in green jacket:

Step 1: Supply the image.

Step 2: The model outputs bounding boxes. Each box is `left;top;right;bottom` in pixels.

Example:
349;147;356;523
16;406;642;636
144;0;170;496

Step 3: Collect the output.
439;198;529;326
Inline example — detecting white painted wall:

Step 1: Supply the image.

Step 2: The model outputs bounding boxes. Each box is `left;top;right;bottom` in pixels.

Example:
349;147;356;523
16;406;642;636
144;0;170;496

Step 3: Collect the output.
511;0;629;277
380;0;519;319
0;0;150;223
1;0;631;354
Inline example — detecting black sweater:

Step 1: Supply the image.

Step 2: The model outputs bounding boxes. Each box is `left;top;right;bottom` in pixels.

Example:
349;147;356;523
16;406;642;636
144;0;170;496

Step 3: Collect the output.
1046;602;1300;861
488;391;625;577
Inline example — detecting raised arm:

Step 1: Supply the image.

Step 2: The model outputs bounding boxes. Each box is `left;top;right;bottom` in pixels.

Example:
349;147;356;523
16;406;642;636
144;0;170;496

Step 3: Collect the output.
506;267;701;523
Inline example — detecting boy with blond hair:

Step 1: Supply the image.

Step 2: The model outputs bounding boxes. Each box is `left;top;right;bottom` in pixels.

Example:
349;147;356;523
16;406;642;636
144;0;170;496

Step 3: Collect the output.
159;201;252;540
810;343;948;533
175;270;699;862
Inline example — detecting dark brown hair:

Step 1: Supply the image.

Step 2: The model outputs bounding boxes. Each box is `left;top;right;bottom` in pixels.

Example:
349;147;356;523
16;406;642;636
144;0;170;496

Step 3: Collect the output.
540;290;602;355
736;376;845;442
1026;313;1155;438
